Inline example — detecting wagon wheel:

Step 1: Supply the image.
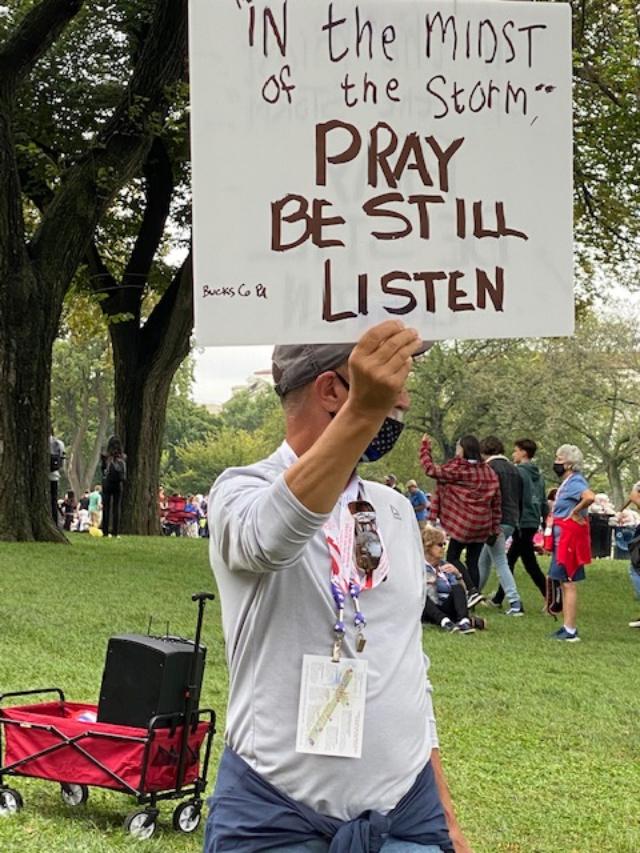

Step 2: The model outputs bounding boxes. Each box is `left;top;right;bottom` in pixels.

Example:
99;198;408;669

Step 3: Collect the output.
124;809;157;840
0;787;23;816
172;800;202;833
60;783;89;807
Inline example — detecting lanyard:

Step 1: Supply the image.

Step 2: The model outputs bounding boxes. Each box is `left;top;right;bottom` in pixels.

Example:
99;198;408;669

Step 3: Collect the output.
324;478;389;661
278;442;389;662
555;473;575;507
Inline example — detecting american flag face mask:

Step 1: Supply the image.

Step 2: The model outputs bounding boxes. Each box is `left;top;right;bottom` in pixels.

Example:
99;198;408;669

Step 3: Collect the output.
358;415;405;463
332;372;405;463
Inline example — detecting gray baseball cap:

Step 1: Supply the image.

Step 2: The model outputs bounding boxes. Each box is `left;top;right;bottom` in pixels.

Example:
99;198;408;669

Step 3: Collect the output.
272;340;432;397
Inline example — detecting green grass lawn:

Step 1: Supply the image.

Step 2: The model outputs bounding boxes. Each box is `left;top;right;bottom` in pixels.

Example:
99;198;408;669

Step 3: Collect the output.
0;536;638;852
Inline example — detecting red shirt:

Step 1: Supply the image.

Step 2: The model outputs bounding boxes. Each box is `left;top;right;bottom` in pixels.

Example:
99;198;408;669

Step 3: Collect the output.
420;438;502;543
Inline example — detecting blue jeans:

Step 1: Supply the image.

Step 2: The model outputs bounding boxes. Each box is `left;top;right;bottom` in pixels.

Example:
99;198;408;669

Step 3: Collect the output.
264;842;444;852
478;524;520;607
630;564;640;599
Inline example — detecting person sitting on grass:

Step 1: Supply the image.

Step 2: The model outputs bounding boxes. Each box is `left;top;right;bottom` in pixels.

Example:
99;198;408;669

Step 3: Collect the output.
421;525;486;634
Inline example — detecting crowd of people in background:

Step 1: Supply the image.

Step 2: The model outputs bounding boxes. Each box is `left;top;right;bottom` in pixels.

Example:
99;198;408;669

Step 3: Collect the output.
384;435;640;640
49;432;128;538
157;487;209;538
49;424;640;634
50;427;209;538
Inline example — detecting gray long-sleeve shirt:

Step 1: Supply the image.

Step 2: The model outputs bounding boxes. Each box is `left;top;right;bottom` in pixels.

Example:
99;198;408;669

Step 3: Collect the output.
209;442;438;820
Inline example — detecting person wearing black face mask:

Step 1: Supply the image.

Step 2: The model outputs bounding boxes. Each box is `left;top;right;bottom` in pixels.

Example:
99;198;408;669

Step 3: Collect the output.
546;444;595;643
552;461;567;479
204;322;473;853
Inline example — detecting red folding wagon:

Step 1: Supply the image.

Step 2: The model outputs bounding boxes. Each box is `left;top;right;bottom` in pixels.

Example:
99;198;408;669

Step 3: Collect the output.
0;593;216;839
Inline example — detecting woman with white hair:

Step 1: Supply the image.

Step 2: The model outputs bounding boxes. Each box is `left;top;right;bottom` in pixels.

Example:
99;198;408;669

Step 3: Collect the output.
548;444;595;642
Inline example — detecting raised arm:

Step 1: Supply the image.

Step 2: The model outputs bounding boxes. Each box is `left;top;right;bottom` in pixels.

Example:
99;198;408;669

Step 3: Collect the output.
419;436;459;482
211;321;423;574
284;322;421;514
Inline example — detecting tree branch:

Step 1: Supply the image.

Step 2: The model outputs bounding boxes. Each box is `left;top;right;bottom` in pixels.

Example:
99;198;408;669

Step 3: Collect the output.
122;136;174;292
85;240;122;314
140;250;193;361
573;65;623;108
0;0;83;93
605;379;619;446
29;0;188;303
557;417;608;457
16;138;56;212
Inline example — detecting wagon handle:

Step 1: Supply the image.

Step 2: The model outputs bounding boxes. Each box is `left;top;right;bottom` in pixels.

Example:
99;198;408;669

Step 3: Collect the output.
0;688;65;706
191;592;215;602
175;593;214;791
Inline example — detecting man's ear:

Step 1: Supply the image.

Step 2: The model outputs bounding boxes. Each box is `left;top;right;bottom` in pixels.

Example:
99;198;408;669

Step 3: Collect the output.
314;371;345;415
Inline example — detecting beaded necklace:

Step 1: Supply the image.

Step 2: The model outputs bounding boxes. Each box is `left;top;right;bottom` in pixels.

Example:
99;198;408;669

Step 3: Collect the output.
324;478;389;661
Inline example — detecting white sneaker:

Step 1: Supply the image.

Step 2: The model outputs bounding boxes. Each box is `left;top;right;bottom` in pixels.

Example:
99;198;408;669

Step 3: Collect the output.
628;617;640;628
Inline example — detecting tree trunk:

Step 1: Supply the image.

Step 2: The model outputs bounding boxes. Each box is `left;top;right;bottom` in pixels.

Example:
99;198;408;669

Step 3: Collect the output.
0;270;65;541
67;392;110;498
110;256;193;535
607;461;624;509
114;361;175;535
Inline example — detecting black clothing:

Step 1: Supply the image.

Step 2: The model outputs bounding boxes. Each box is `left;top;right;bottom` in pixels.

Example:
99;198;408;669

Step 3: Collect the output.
62;498;76;532
50;481;60;526
102;484;123;537
422;584;469;625
446;539;483;591
487;456;522;527
493;527;547;605
101;448;126;537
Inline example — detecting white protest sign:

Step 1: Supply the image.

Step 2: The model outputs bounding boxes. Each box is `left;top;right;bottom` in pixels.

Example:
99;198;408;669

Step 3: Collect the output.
189;0;572;346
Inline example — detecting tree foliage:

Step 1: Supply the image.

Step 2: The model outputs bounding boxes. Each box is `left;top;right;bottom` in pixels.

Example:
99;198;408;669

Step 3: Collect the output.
361;310;640;506
2;0;639;542
0;0;188;541
51;293;114;497
571;0;640;281
163;385;284;495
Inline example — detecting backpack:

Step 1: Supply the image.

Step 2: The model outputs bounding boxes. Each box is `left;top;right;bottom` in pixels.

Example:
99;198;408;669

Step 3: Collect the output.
50;439;64;472
107;457;126;483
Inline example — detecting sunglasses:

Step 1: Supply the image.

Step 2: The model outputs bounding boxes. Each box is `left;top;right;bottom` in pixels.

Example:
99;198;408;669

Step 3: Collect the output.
349;500;383;574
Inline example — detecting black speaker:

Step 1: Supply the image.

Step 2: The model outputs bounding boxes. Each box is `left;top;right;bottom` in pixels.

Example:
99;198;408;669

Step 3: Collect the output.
97;634;206;728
